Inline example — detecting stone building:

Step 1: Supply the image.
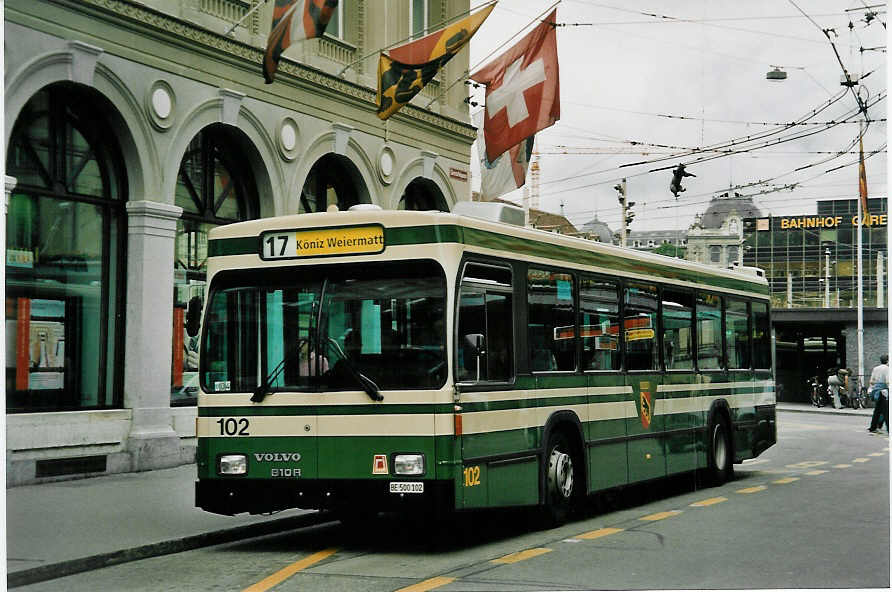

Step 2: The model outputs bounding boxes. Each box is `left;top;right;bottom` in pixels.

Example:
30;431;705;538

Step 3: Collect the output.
5;0;475;484
685;193;761;268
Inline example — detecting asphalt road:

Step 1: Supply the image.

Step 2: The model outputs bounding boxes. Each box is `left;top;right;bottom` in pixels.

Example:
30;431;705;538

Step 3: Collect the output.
19;412;890;591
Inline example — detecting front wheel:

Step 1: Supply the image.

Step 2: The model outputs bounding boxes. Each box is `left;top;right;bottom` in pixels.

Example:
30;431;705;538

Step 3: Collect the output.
540;431;579;527
707;417;733;486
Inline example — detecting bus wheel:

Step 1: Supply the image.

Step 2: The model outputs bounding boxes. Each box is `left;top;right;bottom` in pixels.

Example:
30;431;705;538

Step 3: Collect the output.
707;417;733;486
542;431;577;526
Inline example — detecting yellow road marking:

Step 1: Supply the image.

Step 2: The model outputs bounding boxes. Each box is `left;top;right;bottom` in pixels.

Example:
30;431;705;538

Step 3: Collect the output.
639;510;682;521
772;477;799;484
491;548;552;564
833;464;852;469
854;458;871;463
578;527;624;539
242;548;337;592
805;470;828;475
786;461;828;469
690;497;727;507
395;576;456;592
736;485;767;494
869;452;885;457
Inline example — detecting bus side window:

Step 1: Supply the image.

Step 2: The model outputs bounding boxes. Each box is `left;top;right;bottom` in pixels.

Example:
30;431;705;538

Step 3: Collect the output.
624;283;658;371
661;289;694;370
527;268;576;371
457;263;514;382
725;299;750;369
580;277;620;371
697;292;723;370
751;301;771;369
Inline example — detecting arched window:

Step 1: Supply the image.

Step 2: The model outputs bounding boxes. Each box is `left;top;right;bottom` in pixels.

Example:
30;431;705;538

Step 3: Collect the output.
300;153;368;213
6;83;127;412
172;125;258;405
399;178;448;212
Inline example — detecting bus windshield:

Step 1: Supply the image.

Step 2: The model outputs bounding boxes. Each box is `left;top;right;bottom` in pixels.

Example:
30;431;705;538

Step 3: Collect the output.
201;260;447;394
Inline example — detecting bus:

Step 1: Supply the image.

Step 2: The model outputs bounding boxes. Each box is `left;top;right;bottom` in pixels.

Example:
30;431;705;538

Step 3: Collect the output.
195;203;776;524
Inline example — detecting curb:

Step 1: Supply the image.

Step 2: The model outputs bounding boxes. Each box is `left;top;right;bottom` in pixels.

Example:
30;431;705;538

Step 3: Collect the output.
8;511;334;588
777;406;872;418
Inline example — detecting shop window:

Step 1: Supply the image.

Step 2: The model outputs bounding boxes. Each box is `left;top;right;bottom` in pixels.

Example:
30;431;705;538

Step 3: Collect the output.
579;277;619;371
624;283;658;371
171;125;258;405
527;268;575;371
457;262;513;382
5;84;126;412
725;299;750;369
662;289;693;370
697;292;722;370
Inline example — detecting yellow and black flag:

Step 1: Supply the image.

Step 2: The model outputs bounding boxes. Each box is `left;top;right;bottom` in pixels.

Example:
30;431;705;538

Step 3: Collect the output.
377;3;495;120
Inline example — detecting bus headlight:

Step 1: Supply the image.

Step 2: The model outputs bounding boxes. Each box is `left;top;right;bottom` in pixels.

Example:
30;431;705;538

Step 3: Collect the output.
218;454;247;475
393;454;425;476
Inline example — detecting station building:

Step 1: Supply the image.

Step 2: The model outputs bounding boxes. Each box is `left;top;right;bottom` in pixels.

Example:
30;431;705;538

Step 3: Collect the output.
742;197;889;402
4;0;475;484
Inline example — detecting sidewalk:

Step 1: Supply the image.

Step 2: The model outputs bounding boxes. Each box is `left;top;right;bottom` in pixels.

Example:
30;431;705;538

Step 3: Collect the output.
4;402;881;587
777;400;875;417
6;464;331;587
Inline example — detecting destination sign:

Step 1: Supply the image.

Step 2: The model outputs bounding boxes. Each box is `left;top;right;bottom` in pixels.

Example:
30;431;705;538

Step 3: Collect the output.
260;225;385;260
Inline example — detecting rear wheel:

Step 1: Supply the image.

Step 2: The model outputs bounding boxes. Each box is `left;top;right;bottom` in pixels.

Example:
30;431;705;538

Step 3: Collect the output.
707;416;733;486
541;430;579;527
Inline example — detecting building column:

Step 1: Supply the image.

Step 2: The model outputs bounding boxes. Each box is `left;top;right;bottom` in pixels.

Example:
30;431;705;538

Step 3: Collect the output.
124;200;186;471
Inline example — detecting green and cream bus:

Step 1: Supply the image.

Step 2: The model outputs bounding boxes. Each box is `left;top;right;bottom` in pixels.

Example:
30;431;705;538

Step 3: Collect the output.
195;203;775;523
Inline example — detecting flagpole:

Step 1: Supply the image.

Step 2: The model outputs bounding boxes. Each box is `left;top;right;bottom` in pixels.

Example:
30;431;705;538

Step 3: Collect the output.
337;0;498;78
426;0;561;108
224;0;270;37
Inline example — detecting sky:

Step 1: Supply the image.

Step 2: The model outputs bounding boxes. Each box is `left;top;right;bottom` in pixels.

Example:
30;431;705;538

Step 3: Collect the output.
465;0;887;233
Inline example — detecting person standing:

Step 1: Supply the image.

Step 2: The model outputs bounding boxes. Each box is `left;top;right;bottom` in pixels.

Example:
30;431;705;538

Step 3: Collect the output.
867;354;889;433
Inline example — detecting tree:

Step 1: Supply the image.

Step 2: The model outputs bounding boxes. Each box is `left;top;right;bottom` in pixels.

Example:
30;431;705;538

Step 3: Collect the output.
653;243;686;259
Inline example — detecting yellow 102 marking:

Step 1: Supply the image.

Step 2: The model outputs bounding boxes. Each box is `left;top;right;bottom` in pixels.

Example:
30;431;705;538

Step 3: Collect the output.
463;465;481;487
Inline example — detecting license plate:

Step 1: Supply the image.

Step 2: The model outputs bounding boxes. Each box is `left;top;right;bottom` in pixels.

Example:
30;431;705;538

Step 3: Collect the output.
389;481;424;494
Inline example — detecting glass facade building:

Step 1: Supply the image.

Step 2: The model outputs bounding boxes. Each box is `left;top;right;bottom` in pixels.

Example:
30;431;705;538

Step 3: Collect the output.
743;198;888;310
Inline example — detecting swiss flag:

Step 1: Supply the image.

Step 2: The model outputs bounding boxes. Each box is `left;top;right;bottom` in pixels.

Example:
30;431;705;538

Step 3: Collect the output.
472;10;560;163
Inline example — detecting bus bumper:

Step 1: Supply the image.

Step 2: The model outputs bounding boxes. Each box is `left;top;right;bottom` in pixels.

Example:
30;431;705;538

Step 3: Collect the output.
195;478;455;516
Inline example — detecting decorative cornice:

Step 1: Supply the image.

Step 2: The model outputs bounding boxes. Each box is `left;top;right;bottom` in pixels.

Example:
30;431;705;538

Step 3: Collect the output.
62;0;476;140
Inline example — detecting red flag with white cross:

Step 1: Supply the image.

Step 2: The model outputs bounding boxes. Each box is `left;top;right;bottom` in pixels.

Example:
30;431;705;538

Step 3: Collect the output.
471;9;560;163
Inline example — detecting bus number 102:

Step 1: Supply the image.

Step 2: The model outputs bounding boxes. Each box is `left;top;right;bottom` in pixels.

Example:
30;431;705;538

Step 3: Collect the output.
463;465;481;487
216;418;250;436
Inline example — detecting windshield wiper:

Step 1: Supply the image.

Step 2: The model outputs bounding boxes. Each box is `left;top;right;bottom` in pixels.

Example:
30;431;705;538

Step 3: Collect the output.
327;338;383;402
251;338;307;403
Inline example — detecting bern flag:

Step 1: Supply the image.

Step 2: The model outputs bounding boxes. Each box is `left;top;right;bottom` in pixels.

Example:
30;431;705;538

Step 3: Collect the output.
472;9;559;162
263;0;339;83
377;3;494;120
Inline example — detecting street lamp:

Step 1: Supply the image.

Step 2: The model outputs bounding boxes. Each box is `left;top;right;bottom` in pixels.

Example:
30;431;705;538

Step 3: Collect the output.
766;66;787;81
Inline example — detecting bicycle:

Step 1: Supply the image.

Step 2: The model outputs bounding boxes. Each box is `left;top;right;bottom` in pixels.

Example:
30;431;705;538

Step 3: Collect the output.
849;375;869;410
808;375;825;407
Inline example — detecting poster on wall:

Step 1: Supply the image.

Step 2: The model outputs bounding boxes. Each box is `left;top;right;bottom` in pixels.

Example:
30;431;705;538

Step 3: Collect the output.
23;298;66;390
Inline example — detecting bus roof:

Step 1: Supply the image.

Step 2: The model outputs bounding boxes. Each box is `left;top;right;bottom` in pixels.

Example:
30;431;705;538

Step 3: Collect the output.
208;208;769;296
